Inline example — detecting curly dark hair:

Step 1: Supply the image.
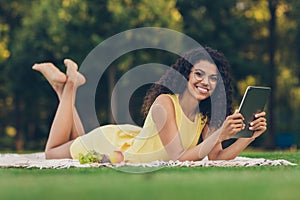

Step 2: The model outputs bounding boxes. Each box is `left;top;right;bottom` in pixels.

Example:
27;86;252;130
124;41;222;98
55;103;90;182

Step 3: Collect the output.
141;47;233;128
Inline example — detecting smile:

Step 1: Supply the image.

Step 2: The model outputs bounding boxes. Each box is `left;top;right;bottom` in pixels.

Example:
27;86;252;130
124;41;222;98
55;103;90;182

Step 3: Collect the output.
196;86;209;94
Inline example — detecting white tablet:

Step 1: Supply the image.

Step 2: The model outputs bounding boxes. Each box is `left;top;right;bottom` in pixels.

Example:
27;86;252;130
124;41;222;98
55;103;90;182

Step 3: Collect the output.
233;86;271;138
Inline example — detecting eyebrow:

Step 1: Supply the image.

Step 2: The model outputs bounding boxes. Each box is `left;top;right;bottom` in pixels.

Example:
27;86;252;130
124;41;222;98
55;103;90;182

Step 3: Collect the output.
194;68;218;76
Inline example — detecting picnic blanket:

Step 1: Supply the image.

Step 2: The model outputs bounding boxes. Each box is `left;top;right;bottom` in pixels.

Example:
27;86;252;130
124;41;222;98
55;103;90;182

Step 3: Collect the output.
0;152;296;170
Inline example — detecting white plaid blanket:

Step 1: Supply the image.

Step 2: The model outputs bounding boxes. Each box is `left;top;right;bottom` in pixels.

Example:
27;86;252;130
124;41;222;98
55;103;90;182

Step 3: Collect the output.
0;152;296;169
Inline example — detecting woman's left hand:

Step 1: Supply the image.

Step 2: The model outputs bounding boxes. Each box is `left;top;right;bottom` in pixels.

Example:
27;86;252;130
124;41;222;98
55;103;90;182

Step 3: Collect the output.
249;111;267;139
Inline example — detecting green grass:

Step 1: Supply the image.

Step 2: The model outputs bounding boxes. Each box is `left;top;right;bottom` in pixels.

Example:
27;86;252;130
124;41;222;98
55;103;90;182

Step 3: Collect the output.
0;151;299;200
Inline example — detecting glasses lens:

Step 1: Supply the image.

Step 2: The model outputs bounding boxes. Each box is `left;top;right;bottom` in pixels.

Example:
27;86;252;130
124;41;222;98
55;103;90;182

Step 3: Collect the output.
193;70;218;84
194;71;204;81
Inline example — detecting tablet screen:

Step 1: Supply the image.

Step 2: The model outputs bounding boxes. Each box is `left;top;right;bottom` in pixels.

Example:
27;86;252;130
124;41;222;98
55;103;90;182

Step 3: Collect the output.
233;86;271;138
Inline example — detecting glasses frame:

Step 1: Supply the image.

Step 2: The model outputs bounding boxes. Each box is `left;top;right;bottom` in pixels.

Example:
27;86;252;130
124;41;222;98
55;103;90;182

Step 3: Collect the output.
192;69;219;85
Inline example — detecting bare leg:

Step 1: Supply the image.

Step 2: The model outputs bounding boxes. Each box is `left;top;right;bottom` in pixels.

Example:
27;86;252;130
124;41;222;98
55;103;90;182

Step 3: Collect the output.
35;61;86;159
32;61;85;140
63;59;86;140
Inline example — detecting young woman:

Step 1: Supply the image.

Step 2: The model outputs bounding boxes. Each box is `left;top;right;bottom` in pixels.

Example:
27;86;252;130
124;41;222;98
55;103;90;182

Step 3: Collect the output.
32;47;267;163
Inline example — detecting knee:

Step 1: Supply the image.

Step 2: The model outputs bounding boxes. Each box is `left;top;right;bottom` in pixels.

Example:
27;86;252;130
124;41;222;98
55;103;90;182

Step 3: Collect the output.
44;149;53;159
44;145;72;159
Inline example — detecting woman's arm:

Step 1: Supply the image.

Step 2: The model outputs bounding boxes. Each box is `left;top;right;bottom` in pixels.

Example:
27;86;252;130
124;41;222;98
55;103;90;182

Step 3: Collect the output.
207;137;255;160
151;95;219;161
151;95;186;160
176;119;247;161
152;96;225;161
177;125;222;161
208;111;267;160
152;95;267;161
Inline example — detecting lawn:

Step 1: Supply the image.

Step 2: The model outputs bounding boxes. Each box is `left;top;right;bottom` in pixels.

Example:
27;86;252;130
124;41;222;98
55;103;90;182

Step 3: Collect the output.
0;151;299;200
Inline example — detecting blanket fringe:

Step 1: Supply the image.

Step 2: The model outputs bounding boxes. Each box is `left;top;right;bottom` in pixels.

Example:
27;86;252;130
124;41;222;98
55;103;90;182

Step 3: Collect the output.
0;152;296;169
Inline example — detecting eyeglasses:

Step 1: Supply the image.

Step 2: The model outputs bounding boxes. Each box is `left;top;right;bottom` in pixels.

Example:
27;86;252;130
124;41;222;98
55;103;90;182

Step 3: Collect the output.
192;69;219;84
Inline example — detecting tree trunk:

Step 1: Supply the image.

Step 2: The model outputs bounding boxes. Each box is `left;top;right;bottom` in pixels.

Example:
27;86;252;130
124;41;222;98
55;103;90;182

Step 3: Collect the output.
265;0;277;149
15;94;24;151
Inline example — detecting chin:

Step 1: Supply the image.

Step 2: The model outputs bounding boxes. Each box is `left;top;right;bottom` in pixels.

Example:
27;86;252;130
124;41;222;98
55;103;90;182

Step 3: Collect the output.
192;92;210;102
194;89;211;101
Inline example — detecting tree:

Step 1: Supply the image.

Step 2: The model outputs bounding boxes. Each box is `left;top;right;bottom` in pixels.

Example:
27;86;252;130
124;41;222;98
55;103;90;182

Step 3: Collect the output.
0;0;183;150
1;0;113;150
1;0;299;151
265;0;277;149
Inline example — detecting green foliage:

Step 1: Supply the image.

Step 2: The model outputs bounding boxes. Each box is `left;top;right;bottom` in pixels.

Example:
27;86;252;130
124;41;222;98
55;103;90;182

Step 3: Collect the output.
108;0;182;31
0;0;299;150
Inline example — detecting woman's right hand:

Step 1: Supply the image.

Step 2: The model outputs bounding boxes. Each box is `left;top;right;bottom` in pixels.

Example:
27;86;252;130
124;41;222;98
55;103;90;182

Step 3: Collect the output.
219;112;245;142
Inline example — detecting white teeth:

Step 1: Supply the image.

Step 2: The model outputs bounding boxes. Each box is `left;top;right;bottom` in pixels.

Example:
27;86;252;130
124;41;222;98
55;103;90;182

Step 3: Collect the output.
197;86;209;93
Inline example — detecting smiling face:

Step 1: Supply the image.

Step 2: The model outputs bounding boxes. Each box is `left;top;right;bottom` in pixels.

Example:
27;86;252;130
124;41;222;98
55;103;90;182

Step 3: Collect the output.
186;60;219;101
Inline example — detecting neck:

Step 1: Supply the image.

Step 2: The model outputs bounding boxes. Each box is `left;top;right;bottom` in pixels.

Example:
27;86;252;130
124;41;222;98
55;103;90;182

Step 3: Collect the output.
179;91;199;120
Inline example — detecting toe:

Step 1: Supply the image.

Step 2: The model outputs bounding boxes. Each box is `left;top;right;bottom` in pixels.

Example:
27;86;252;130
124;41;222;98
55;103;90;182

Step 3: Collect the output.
64;59;78;70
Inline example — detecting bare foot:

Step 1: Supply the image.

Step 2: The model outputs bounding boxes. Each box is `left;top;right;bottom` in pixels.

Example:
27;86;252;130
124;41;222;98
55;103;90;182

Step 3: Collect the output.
64;59;86;87
32;63;67;97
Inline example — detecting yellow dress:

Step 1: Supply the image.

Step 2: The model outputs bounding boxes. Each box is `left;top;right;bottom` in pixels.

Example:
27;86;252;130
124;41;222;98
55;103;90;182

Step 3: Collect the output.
70;94;207;163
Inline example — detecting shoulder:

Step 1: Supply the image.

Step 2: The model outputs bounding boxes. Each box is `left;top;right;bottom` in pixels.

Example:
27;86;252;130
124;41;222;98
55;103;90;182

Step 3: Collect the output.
154;94;173;104
152;94;176;111
151;94;176;121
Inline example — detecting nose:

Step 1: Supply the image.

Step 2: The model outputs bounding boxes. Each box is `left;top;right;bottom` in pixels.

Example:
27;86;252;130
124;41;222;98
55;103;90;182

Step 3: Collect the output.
201;75;209;85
